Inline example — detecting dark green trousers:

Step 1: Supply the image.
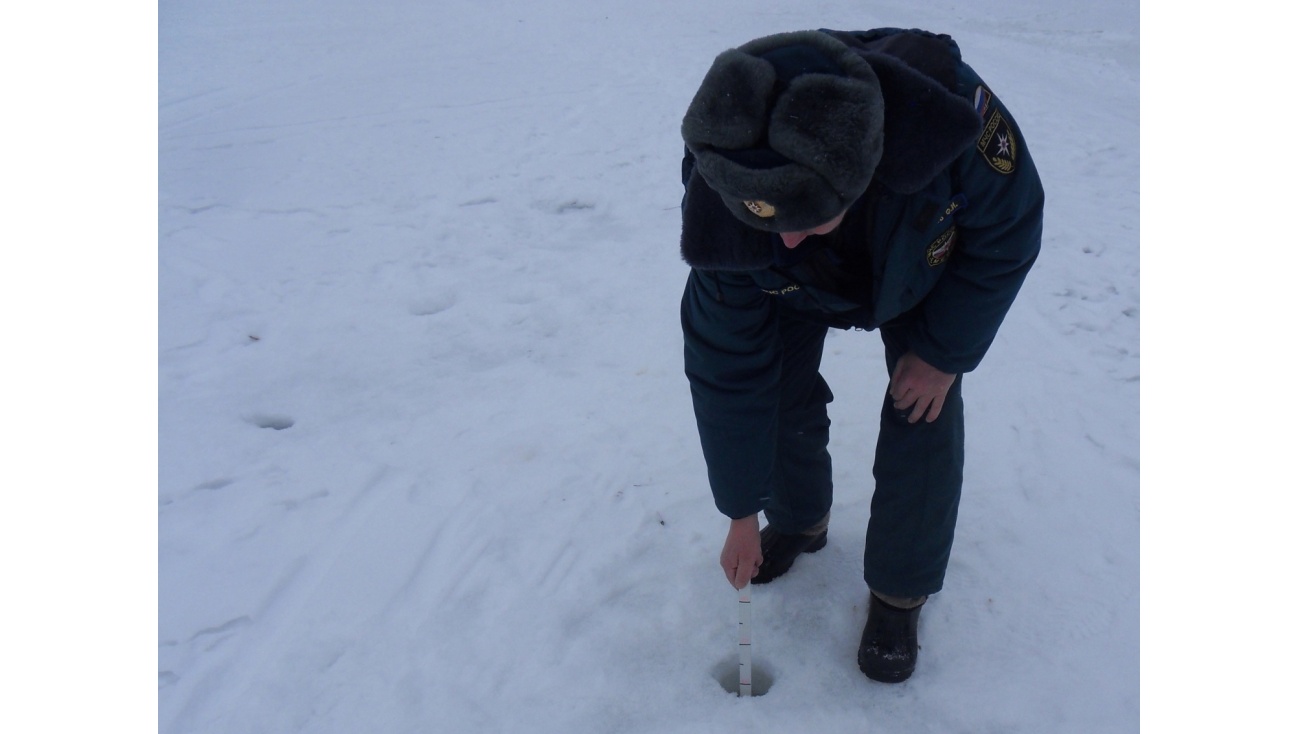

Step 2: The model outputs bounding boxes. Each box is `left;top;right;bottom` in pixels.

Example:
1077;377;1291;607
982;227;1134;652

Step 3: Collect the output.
764;309;965;598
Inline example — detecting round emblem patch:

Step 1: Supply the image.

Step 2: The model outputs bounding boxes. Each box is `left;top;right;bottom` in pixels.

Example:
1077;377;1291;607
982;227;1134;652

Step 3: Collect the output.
926;227;958;267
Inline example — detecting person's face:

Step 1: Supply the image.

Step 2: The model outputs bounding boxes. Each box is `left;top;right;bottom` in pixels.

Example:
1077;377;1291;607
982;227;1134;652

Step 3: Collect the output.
778;210;848;249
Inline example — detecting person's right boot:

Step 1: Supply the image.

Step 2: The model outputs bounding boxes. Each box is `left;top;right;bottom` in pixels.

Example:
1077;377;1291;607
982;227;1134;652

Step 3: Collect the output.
857;592;925;683
752;519;828;584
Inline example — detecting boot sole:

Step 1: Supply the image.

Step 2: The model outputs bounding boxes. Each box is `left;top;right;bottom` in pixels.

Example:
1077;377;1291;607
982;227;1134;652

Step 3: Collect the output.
804;532;828;554
857;659;914;684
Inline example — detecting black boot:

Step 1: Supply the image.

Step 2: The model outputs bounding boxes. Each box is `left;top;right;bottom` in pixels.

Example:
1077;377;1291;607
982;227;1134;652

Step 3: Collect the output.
751;524;827;584
857;593;923;683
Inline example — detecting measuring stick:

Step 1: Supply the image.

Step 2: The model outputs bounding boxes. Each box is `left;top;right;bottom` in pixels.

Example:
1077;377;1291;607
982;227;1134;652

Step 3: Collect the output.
738;583;752;696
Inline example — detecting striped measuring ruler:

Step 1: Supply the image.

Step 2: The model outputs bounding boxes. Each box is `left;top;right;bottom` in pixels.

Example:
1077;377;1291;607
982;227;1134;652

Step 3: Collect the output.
738;584;752;696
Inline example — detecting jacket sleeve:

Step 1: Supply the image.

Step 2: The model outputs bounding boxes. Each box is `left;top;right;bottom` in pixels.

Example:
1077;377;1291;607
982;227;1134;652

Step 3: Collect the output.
681;268;781;519
904;87;1045;375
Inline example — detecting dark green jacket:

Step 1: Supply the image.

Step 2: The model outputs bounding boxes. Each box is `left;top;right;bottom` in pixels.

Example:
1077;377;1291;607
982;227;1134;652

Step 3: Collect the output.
680;28;1044;519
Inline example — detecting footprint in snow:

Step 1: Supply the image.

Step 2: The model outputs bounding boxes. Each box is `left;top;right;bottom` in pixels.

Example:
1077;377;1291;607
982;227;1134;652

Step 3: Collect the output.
246;414;295;430
408;293;456;316
554;200;596;213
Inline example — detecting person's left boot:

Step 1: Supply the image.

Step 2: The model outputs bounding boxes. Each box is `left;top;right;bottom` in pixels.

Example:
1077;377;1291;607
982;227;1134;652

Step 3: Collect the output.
752;522;827;584
857;592;925;683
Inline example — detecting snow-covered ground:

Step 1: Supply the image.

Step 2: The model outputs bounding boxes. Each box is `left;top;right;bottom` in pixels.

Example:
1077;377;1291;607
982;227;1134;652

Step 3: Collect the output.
151;1;1142;732
11;0;1166;731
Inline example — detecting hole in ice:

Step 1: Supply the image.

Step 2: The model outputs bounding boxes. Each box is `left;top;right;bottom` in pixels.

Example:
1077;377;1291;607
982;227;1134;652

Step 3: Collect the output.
712;657;774;697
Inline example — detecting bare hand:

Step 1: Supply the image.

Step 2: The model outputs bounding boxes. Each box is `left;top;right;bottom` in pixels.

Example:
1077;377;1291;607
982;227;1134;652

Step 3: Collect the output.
720;514;762;589
889;351;957;424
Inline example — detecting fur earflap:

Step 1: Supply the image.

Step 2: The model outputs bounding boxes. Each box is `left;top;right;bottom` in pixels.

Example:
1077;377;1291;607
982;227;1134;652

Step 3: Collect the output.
680;50;776;151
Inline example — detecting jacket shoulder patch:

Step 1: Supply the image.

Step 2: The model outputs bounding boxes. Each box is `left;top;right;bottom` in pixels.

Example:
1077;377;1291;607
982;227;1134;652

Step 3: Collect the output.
974;86;1017;174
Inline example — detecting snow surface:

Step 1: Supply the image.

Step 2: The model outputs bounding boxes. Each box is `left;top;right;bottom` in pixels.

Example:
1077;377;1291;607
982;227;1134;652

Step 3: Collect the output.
157;1;1139;731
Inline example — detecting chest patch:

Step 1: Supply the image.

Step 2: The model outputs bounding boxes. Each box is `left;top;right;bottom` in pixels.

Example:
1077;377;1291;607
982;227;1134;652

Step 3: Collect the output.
926;227;957;267
974;86;1017;175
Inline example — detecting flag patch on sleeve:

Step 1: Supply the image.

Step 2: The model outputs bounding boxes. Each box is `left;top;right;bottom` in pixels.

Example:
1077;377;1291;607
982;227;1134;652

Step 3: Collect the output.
973;85;992;117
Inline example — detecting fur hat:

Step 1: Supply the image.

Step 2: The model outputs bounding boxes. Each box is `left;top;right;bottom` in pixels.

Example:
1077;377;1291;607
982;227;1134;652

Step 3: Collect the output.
680;31;885;234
